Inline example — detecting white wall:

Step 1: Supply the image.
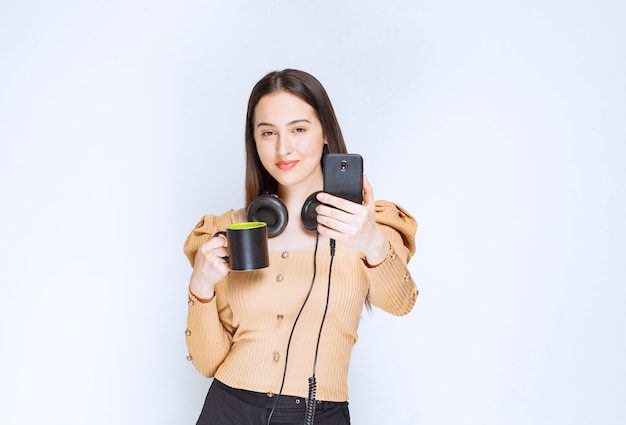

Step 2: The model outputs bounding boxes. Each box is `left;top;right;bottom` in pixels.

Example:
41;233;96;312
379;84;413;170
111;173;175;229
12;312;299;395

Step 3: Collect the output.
1;1;624;424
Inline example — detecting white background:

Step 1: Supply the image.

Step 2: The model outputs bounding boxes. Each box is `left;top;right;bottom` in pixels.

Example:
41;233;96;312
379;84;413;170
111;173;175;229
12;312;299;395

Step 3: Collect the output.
1;1;624;424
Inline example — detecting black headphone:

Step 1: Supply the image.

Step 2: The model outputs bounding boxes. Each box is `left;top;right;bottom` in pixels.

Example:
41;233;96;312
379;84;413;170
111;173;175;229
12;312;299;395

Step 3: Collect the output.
247;191;321;238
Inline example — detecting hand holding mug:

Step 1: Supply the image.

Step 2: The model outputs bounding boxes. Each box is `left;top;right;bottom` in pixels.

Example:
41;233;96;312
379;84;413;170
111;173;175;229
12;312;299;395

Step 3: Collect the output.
190;222;270;301
189;228;230;301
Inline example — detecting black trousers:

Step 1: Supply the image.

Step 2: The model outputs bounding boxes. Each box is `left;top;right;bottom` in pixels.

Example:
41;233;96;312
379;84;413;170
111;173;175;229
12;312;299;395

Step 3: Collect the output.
196;379;350;425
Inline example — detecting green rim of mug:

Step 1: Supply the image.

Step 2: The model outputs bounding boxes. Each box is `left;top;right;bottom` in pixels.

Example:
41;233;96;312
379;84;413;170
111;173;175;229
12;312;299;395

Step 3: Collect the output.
227;222;267;230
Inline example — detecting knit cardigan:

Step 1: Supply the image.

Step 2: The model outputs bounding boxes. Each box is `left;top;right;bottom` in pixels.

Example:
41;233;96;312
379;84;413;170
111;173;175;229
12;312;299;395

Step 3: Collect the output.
183;200;418;402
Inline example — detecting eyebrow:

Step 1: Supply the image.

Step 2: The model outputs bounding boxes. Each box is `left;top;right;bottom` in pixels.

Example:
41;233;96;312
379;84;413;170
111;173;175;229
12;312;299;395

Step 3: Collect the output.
256;119;312;128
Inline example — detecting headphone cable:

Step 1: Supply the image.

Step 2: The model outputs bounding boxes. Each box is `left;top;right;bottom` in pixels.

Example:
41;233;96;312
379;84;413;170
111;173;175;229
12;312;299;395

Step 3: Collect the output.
304;238;335;425
266;233;320;425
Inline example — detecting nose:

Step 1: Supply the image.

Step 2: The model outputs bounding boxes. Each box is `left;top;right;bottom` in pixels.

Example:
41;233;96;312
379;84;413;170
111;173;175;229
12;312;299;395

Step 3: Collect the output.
275;133;292;156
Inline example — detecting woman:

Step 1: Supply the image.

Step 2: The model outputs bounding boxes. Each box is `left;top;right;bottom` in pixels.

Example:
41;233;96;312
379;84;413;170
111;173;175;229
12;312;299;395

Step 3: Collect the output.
183;69;418;425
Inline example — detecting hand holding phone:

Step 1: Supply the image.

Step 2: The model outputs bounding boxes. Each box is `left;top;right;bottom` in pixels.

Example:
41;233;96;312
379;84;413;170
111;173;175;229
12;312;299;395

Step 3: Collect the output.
320;153;364;254
318;154;387;261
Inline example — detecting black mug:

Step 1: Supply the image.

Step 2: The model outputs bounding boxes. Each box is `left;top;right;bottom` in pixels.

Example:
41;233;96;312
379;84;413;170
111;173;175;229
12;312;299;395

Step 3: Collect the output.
214;222;269;271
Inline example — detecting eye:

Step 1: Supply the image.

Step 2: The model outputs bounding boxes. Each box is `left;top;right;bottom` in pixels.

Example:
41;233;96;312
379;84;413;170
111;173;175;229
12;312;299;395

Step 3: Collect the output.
260;130;275;137
294;127;306;134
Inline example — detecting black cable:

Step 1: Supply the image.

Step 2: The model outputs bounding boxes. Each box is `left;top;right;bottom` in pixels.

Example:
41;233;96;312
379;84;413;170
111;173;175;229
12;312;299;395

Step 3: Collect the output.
266;234;320;425
305;238;335;425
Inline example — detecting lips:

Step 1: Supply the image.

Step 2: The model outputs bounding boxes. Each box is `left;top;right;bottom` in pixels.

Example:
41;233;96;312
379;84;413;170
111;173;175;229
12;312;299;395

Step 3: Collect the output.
276;160;299;170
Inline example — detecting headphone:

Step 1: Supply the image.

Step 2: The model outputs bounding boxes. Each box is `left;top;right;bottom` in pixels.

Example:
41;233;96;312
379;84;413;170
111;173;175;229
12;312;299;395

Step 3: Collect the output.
247;191;322;238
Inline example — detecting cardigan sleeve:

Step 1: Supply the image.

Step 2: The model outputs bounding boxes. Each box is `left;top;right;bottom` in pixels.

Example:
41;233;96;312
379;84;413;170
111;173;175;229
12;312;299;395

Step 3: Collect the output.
185;280;235;378
183;211;237;377
183;210;237;267
365;200;418;316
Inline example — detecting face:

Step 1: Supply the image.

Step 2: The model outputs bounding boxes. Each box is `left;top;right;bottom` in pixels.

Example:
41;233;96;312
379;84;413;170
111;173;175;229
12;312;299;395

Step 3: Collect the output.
253;90;326;191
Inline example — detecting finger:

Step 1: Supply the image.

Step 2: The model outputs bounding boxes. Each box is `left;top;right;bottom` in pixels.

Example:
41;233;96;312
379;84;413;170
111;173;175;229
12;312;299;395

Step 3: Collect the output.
316;221;342;241
196;238;227;268
203;236;227;250
317;204;367;237
362;174;375;206
212;246;229;259
316;202;352;226
316;192;361;214
198;238;226;257
197;245;230;271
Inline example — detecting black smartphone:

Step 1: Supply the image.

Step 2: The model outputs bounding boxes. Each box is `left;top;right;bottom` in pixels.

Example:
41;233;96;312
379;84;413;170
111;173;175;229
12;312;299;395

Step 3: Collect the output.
323;153;363;205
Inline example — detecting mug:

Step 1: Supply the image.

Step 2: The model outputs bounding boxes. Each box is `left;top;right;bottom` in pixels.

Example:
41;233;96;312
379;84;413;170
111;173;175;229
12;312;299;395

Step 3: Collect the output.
214;222;269;271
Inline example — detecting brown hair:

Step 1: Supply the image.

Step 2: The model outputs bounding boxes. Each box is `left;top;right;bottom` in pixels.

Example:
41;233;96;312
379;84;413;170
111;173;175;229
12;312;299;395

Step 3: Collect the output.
244;69;347;206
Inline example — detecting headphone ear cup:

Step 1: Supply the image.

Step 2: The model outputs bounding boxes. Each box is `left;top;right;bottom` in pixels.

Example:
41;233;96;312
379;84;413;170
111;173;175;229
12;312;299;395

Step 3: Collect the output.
301;191;322;231
247;194;288;238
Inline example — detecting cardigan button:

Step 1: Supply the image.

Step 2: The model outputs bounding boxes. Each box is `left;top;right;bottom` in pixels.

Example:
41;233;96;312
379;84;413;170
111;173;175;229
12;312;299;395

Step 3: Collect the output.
272;352;280;361
276;274;284;282
185;329;191;336
281;251;289;259
276;314;284;321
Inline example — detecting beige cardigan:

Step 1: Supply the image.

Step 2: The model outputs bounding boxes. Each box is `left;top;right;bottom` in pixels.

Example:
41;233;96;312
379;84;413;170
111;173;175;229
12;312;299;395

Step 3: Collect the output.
183;200;418;402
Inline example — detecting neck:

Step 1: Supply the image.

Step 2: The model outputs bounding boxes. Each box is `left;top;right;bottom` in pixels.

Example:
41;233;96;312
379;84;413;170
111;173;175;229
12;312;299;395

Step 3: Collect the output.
277;174;322;211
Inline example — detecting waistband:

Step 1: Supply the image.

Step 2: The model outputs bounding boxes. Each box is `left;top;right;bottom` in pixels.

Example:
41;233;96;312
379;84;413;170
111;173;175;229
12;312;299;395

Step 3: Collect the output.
213;379;348;411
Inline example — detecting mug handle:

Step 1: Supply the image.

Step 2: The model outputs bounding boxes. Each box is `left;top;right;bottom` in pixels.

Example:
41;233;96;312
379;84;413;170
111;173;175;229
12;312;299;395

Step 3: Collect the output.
214;231;229;263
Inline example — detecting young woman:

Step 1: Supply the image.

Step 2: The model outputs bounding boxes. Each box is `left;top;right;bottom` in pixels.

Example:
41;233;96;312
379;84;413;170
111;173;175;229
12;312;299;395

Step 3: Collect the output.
183;69;418;425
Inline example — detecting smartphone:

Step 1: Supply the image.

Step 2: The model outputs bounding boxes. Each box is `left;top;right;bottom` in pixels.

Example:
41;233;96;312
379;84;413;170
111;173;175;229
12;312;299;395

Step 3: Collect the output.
323;153;363;205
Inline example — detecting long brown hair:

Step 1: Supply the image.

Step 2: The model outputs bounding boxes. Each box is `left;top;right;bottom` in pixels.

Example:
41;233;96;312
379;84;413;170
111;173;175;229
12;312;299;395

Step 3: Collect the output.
244;69;347;206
